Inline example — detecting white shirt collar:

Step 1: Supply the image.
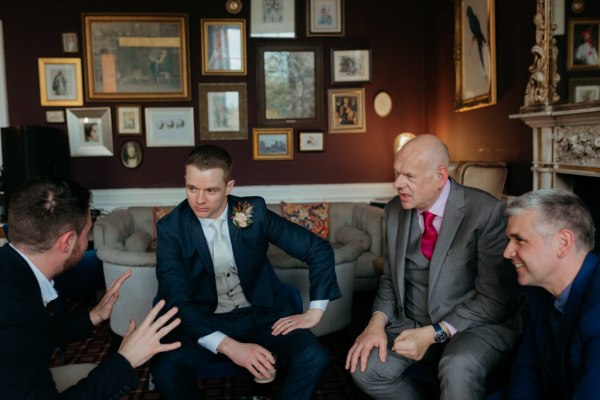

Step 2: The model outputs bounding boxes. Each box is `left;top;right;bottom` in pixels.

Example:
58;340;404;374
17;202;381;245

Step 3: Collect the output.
10;243;58;306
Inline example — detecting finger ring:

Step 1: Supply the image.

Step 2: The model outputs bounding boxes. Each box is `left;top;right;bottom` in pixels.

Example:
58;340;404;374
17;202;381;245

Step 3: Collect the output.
288;320;292;325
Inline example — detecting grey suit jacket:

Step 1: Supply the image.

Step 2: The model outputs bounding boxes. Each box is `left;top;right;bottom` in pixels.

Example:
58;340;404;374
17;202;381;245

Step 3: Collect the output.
374;180;521;351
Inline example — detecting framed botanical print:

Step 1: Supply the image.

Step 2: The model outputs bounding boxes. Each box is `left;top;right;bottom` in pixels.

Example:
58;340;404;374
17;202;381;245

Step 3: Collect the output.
307;0;344;36
201;19;246;75
250;0;295;38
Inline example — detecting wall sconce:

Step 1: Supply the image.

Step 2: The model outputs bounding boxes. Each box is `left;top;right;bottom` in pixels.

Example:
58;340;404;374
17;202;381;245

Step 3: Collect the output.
393;132;415;153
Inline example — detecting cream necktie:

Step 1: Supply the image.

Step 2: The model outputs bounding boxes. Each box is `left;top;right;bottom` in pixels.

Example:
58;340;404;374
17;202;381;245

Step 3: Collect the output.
210;219;232;274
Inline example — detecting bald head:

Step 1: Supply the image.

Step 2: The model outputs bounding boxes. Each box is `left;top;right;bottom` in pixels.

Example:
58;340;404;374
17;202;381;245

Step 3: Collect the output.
393;134;450;210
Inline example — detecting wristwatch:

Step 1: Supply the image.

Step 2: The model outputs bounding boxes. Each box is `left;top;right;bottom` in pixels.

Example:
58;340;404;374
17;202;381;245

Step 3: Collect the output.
433;323;449;344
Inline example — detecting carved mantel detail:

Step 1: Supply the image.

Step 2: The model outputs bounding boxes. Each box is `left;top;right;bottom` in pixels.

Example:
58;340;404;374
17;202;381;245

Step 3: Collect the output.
523;0;560;108
554;125;600;164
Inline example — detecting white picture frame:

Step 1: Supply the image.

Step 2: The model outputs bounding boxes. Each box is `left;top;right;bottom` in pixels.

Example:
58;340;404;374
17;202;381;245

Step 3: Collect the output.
116;105;142;135
145;107;195;147
66;107;114;157
331;49;371;83
250;0;295;38
299;131;325;152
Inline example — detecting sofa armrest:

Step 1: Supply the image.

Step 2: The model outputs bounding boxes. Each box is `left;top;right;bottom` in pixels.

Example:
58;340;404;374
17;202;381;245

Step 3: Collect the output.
97;245;157;267
351;203;384;257
93;209;135;249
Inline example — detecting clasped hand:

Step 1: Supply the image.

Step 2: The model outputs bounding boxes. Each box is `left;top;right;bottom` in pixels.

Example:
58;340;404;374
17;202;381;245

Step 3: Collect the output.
391;325;435;361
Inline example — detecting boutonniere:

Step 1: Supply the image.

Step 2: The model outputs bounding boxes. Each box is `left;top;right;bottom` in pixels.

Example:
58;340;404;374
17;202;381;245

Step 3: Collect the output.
231;201;254;229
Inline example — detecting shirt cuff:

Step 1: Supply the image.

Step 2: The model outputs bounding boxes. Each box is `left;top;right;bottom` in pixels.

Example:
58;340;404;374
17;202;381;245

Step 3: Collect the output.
442;321;457;337
198;331;227;354
309;299;329;310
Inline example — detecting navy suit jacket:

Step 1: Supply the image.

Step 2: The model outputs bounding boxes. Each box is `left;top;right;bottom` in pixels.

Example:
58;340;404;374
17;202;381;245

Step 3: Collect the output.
154;195;341;341
0;244;138;399
507;252;600;399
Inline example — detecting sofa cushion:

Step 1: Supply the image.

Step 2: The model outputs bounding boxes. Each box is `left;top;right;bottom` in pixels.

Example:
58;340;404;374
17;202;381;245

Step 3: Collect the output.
125;229;153;252
151;206;172;249
335;225;371;252
280;201;330;239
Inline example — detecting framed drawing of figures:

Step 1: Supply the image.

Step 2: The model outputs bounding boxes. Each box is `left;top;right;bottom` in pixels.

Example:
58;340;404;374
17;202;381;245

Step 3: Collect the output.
38;58;83;106
256;43;324;128
198;83;248;140
82;14;190;101
567;19;600;71
454;0;496;112
201;19;246;75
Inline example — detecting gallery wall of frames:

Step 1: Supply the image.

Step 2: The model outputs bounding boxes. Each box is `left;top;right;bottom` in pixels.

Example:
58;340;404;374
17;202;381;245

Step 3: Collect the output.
1;0;538;194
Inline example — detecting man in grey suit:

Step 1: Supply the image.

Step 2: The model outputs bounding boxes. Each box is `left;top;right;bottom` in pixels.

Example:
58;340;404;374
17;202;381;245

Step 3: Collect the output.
346;134;521;399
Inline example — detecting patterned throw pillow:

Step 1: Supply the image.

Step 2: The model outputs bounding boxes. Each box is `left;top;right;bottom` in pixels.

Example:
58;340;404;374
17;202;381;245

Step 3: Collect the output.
280;201;330;240
150;206;172;250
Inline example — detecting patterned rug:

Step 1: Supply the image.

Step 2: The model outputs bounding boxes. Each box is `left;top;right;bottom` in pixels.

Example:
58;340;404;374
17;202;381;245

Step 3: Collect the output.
49;293;375;399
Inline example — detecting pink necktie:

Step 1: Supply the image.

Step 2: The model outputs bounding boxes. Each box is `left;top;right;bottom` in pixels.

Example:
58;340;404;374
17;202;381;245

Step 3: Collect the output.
421;211;438;260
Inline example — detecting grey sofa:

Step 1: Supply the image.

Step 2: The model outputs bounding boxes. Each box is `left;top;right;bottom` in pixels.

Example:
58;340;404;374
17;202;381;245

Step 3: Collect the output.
93;202;384;336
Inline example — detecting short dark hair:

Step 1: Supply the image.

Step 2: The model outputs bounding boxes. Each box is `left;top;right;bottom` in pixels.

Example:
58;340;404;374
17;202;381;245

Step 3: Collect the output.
506;189;595;252
185;144;233;182
7;177;91;252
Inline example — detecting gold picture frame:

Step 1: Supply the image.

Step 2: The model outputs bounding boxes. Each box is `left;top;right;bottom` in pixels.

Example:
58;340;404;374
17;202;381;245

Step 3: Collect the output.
328;88;366;133
38;58;83;106
252;128;294;160
454;0;497;112
567;19;600;71
201;19;246;75
82;14;190;101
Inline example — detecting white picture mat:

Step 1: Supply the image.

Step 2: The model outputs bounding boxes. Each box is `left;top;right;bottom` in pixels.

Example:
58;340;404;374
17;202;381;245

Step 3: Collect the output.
332;50;370;82
145;107;195;147
251;0;295;38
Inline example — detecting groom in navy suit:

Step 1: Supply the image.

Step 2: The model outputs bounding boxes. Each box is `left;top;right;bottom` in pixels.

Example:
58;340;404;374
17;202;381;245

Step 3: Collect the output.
150;144;341;399
504;189;600;399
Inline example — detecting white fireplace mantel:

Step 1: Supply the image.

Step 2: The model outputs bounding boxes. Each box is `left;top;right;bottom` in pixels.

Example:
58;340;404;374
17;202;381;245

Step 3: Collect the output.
510;101;600;191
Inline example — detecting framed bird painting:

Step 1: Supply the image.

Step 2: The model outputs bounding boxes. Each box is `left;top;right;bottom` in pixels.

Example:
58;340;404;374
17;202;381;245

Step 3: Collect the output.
454;0;497;112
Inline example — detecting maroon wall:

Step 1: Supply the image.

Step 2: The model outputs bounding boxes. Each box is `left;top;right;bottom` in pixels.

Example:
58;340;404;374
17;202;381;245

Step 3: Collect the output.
1;0;535;194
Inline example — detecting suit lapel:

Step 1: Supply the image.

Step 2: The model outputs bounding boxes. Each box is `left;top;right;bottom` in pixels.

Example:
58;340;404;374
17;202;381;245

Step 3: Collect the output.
186;207;215;278
388;199;412;302
428;181;465;293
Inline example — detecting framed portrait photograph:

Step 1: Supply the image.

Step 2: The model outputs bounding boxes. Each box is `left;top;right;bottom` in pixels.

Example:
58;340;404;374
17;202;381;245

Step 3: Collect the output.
198;83;247;140
116;105;142;135
82;14;190;101
307;0;344;36
257;43;324;128
250;0;295;38
331;49;370;83
454;0;497;112
567;19;600;71
201;19;246;75
299;131;325;152
45;110;66;124
62;32;79;53
569;77;600;102
38;58;83;106
145;107;195;147
120;140;143;169
252;128;294;160
65;107;114;157
328;88;366;133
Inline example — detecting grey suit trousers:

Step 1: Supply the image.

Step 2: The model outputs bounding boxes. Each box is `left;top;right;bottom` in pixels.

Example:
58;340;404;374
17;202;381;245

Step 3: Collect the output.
352;330;505;400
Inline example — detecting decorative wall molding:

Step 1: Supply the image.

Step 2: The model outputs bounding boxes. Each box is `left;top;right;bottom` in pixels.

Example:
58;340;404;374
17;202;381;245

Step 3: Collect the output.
554;125;600;164
91;182;397;212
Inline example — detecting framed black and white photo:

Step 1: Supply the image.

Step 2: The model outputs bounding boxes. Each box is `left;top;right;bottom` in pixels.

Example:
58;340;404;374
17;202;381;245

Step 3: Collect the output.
62;32;79;53
120;140;143;169
331;49;370;83
65;107;114;156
